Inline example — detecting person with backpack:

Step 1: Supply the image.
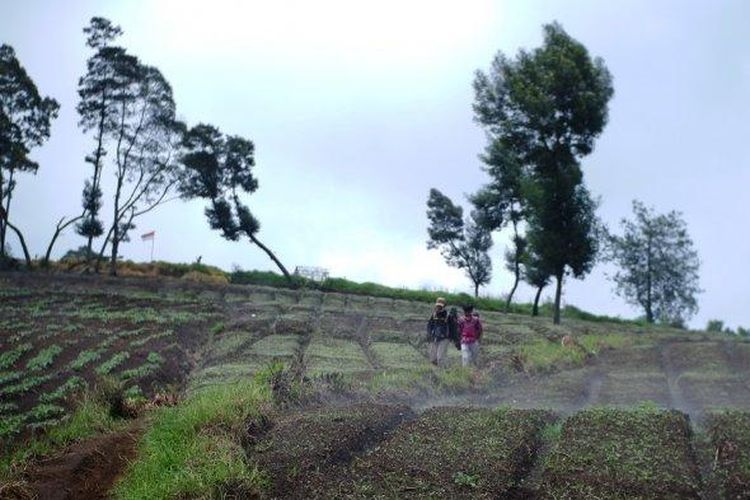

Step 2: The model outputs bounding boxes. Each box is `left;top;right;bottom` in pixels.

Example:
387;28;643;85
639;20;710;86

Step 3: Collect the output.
458;304;483;366
427;297;455;366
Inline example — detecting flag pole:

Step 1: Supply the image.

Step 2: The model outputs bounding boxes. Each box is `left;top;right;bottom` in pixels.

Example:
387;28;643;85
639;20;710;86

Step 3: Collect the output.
150;235;155;262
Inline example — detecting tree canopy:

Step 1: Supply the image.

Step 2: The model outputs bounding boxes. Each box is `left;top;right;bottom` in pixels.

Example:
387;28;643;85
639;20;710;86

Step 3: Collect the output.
472;22;613;323
0;43;60;265
606;200;701;325
179;123;291;282
426;188;493;297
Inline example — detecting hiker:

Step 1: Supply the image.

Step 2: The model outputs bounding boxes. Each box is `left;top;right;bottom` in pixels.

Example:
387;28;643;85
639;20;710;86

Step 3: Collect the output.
427;297;455;366
458;304;483;366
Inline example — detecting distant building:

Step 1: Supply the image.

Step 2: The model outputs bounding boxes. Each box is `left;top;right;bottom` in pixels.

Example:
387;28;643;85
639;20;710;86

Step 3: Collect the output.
294;266;330;282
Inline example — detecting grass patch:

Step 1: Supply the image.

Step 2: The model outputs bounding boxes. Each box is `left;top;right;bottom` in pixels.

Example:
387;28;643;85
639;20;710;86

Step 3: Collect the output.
371;342;428;369
114;379;272;499
516;339;587;372
305;338;370;376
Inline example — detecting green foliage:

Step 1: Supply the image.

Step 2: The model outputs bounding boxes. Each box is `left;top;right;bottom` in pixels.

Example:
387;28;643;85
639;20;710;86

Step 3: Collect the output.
69;349;101;370
26;344;63;371
706;319;724;332
95;351;130;375
40;376;87;403
473;22;613;324
0;44;60;261
453;471;479;488
0;374;53;397
606;201;701;324
0;343;32;370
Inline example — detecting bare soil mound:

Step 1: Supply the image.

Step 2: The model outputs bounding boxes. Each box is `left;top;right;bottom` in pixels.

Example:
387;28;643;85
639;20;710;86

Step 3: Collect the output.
15;428;140;500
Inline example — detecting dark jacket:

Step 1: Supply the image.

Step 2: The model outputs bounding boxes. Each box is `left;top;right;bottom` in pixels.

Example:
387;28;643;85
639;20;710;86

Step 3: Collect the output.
427;309;457;342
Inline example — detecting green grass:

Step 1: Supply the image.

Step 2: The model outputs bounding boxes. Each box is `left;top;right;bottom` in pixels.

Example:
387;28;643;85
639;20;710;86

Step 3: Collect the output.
248;335;300;358
516;339;587;372
113;379;272;499
577;333;634;355
305;338;370;376
370;342;428;369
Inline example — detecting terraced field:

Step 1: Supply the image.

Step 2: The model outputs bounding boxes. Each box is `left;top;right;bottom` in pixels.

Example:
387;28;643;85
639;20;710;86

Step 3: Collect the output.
2;273;750;498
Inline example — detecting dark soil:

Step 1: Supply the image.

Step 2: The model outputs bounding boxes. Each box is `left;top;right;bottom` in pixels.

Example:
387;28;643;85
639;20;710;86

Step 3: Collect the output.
341;407;555;498
540;407;702;498
19;427;140;500
251;402;413;498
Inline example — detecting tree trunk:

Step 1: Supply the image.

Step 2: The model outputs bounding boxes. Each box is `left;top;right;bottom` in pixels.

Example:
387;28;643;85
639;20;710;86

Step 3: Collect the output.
108;167;127;276
43;215;86;268
532;284;545;316
94;225;114;274
1;169;14;259
505;274;519;312
646;233;653;323
474;282;479;298
0;168;5;259
553;271;564;325
248;233;294;285
504;219;521;311
5;219;31;268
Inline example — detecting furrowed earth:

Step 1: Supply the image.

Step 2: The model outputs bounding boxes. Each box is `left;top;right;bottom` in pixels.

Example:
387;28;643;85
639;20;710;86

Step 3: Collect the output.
1;273;750;499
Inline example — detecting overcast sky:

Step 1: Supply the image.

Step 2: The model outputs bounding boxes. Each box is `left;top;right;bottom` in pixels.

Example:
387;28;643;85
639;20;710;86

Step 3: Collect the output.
3;0;749;329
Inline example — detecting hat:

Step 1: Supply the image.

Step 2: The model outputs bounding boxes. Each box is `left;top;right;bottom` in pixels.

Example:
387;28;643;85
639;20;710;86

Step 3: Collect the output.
435;297;446;307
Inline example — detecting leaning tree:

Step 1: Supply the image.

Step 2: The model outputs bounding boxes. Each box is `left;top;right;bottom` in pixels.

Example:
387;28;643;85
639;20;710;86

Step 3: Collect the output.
0;44;59;267
179;123;293;283
606;200;701;325
426;188;492;297
473;22;613;324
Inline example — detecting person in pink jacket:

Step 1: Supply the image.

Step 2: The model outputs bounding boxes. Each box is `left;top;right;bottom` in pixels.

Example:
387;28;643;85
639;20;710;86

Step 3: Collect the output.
458;304;483;366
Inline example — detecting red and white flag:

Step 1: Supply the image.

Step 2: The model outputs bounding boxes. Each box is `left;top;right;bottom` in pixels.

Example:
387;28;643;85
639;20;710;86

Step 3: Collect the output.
141;231;155;241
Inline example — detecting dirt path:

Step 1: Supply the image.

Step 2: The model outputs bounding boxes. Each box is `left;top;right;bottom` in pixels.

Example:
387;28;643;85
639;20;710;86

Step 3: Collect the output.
659;342;700;417
22;427;141;500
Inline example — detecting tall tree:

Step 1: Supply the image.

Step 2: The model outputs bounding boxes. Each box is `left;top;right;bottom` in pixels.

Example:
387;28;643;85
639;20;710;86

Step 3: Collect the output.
470;140;528;310
426;188;493;297
94;65;185;275
76;17;140;261
473;22;613;324
179;124;293;283
0;44;60;266
606;201;701;325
